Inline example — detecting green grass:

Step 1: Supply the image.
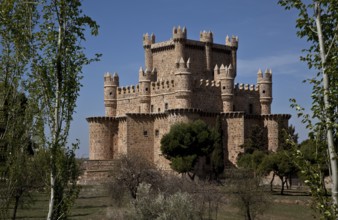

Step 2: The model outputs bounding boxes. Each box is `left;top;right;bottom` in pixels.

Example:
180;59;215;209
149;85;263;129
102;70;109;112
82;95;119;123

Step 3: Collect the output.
10;186;318;220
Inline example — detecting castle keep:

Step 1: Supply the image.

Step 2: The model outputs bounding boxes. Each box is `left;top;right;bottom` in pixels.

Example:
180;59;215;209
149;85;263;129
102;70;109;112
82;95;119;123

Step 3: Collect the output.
87;27;291;169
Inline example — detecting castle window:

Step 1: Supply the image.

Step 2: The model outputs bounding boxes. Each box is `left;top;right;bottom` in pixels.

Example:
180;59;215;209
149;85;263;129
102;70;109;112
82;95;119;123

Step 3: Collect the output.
145;88;148;92
262;90;266;94
223;86;225;90
109;92;113;95
233;105;236;111
165;103;168;110
249;104;253;114
158;108;161;112
151;105;154;112
143;130;148;137
155;129;159;137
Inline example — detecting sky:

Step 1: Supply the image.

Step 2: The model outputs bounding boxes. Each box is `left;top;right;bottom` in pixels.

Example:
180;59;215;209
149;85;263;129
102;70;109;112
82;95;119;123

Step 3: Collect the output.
72;0;314;157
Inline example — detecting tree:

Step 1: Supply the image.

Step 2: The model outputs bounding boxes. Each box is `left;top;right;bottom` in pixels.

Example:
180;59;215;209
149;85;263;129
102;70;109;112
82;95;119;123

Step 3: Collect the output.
241;125;267;154
259;151;297;195
278;0;338;215
211;116;225;180
237;124;268;176
0;1;41;218
224;169;271;220
0;0;99;218
160;120;215;180
238;125;298;193
299;139;329;194
109;154;163;201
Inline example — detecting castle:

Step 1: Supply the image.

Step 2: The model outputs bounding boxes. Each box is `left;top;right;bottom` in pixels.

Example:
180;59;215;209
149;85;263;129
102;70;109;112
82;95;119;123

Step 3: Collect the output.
86;27;291;170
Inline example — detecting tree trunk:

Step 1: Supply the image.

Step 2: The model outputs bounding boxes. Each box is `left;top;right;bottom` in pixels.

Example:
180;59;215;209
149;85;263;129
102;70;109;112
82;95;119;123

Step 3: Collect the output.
315;2;338;205
12;195;20;220
270;172;275;192
280;176;285;195
246;206;252;220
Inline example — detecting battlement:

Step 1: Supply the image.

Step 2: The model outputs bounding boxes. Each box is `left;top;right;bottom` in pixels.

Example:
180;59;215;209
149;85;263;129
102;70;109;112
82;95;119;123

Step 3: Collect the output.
195;79;221;90
104;72;119;86
175;57;190;71
117;85;139;96
200;31;213;43
143;33;155;47
214;64;234;78
172;26;187;41
225;35;239;48
257;69;272;82
151;79;175;91
139;67;157;81
234;83;259;92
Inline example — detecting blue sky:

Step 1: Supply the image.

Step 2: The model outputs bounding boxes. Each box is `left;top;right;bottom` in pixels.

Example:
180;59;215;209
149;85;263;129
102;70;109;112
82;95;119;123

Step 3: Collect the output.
72;0;314;157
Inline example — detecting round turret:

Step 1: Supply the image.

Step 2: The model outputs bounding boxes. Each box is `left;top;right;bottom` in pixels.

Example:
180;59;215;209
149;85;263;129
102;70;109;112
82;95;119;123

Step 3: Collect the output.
200;31;213;72
257;69;272;114
225;35;239;77
174;57;192;108
143;33;155;70
220;64;235;112
104;72;118;117
173;26;187;60
139;68;151;113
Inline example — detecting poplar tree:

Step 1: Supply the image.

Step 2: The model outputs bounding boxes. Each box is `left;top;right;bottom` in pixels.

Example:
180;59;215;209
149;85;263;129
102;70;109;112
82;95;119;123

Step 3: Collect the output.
278;0;338;217
0;1;39;218
26;1;100;219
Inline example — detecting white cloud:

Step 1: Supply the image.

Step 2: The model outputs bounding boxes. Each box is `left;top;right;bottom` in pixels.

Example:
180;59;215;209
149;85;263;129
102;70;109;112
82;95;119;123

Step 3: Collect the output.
237;54;303;76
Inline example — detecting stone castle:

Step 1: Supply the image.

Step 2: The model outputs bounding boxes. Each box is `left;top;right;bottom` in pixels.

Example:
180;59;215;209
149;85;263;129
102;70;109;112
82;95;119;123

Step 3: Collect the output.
86;26;291;170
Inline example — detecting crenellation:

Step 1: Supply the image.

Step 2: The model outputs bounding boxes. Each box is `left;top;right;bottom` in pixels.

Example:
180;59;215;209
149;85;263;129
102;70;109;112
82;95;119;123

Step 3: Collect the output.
200;31;213;43
86;27;291;176
172;26;187;40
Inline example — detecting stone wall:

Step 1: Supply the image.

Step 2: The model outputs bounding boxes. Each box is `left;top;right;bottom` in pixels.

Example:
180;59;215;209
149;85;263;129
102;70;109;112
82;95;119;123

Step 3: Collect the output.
152;42;176;80
224;113;245;164
87;117;115;160
234;84;260;114
126;114;155;162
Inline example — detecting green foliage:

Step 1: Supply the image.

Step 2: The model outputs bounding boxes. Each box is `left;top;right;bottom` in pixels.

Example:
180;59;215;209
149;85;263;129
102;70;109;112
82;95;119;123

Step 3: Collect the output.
161;120;215;179
278;0;338;217
1;0;100;218
241;125;267;154
237;150;266;174
211;116;225;179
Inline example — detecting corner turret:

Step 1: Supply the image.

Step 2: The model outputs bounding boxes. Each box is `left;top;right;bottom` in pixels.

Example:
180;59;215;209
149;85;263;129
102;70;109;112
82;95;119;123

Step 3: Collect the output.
139;67;152;113
173;26;187;60
104;72;119;117
175;57;192;108
218;64;235;112
257;69;272;114
143;33;155;70
200;31;213;72
225;35;238;77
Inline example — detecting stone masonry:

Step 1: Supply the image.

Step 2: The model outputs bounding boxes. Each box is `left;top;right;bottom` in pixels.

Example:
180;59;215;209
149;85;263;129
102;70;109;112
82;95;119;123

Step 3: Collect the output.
86;26;291;172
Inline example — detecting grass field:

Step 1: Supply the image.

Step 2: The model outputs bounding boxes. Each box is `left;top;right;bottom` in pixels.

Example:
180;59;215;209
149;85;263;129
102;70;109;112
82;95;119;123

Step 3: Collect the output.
11;185;317;220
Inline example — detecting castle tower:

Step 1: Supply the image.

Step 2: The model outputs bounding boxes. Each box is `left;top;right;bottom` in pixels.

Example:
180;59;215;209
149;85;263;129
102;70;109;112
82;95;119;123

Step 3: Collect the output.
220;64;235;112
175;57;192;108
104;72;119;117
200;31;213;73
225;35;238;77
173;26;187;60
257;69;272;114
143;33;155;70
139;67;151;113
